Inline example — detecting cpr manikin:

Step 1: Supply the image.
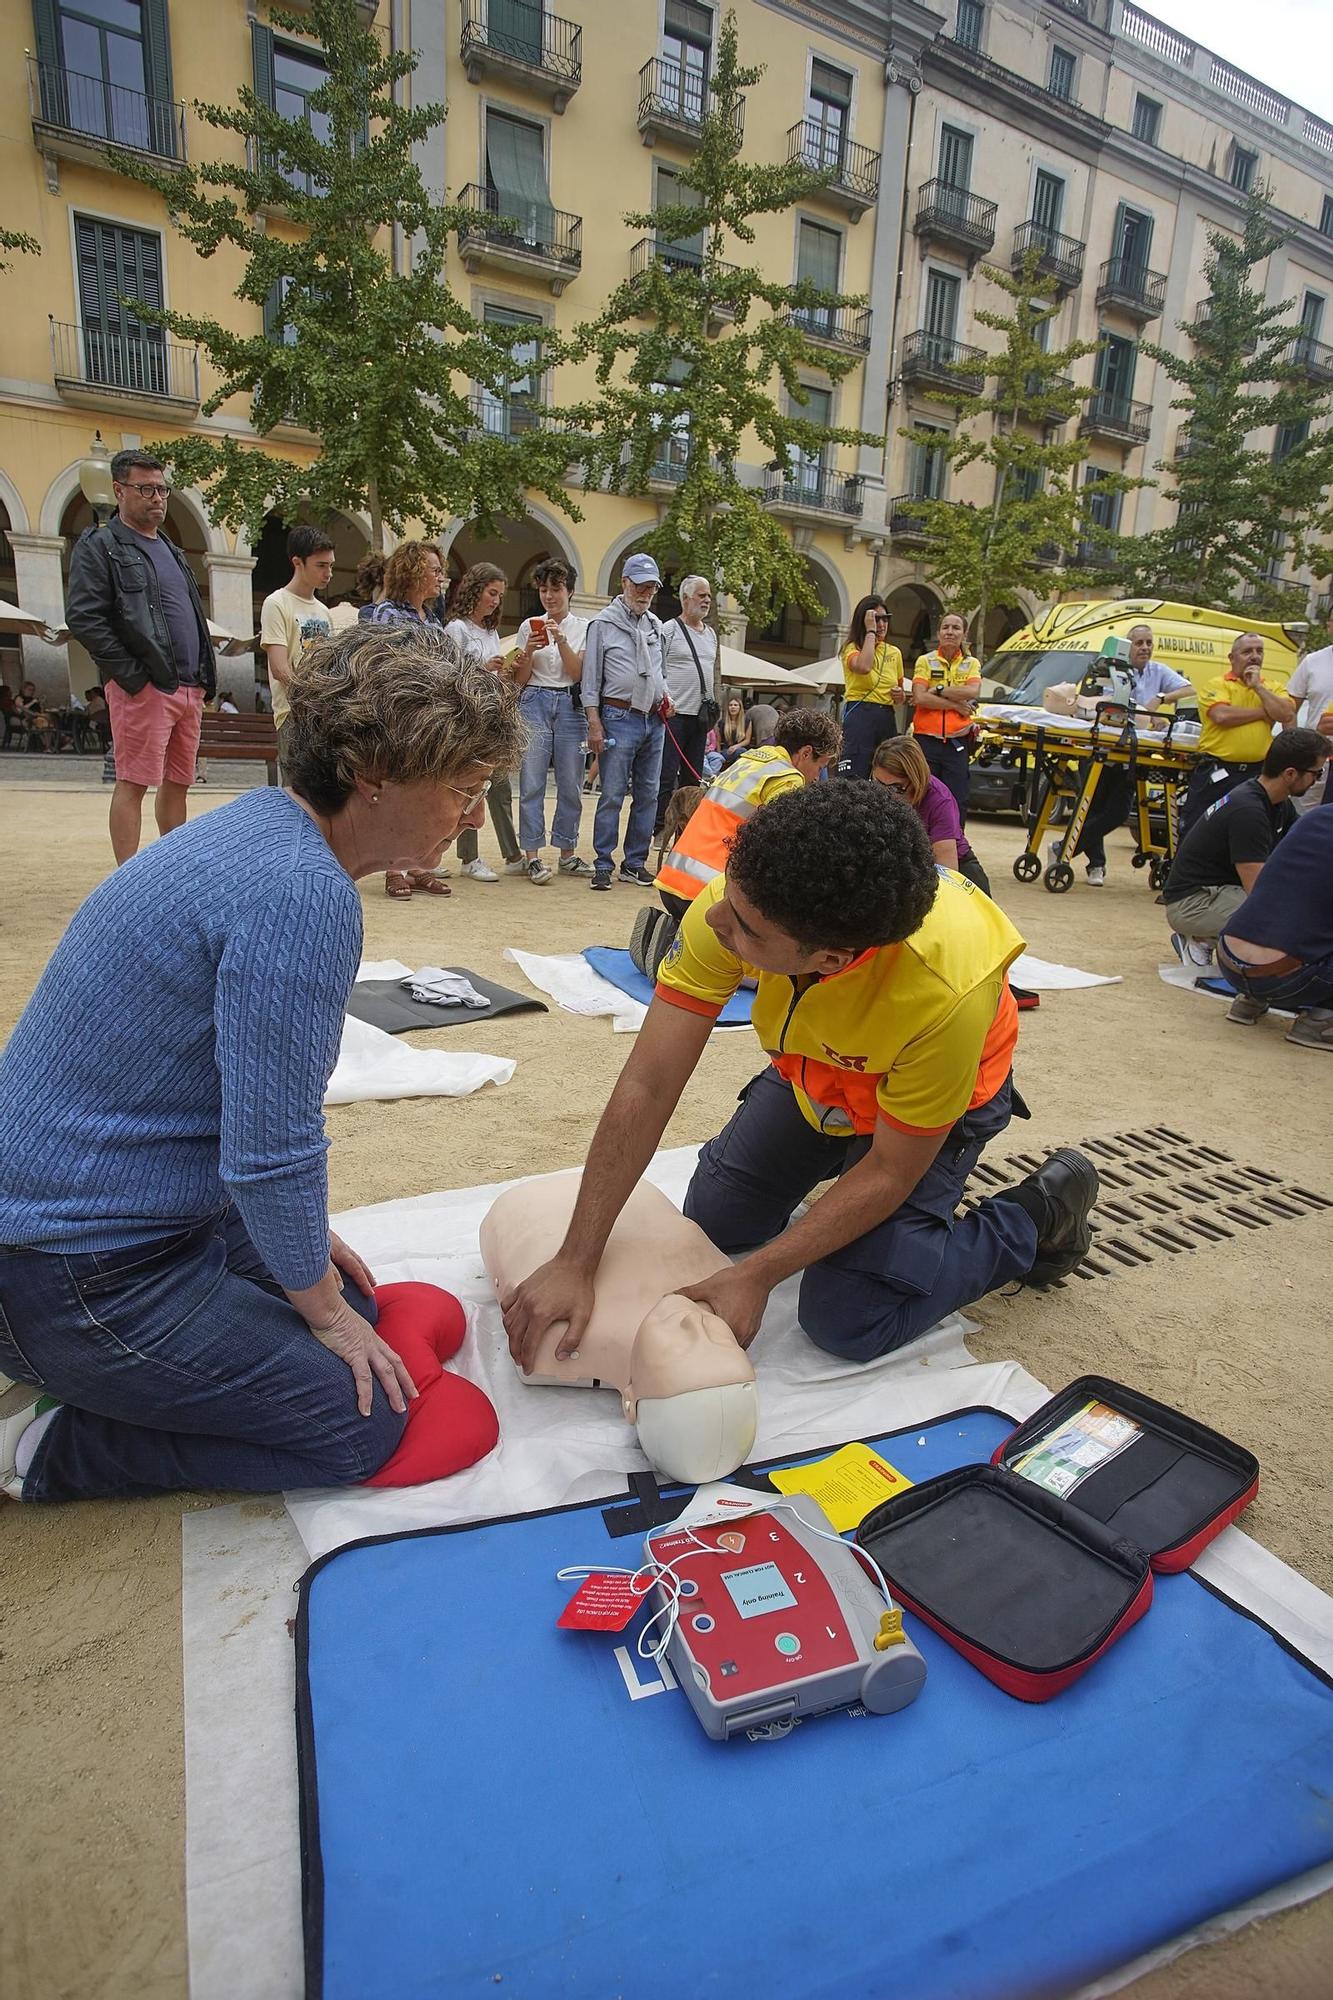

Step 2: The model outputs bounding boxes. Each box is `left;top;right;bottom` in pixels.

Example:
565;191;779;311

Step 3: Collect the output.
479;1173;758;1483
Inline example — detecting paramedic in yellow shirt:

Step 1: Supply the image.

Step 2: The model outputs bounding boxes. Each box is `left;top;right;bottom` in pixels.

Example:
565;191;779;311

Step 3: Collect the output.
911;611;983;823
840;596;905;778
1184;632;1296;832
502;784;1099;1368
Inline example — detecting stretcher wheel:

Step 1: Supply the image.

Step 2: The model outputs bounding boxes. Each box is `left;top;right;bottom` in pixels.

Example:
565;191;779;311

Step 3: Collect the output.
1044;862;1075;894
1013;853;1043;883
1148;857;1166;891
1130;851;1148;869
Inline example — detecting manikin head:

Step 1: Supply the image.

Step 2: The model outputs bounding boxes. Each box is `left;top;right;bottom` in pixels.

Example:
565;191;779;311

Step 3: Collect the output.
624;1295;758;1483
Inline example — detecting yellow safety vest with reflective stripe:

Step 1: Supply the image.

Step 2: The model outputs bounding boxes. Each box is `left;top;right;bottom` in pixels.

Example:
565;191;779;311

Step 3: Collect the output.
656;746;804;904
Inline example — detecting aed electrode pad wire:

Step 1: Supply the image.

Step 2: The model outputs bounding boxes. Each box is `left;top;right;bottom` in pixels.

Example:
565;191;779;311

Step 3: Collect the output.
556;1494;900;1668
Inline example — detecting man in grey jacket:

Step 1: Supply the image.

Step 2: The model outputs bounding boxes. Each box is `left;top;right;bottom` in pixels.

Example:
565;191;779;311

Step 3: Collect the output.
582;552;670;889
66;450;216;863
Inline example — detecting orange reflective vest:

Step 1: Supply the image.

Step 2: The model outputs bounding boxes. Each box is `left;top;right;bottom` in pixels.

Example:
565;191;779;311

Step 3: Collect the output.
656;746;804;903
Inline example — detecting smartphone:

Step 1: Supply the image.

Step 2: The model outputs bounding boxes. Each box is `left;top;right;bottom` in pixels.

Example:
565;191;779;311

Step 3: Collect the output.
530;617;550;646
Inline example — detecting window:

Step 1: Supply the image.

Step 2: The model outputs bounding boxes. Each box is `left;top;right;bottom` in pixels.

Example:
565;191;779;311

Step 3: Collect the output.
74;213;167;393
911;424;949;499
1084;466;1122;535
479;306;543;438
486;109;553;247
1131;94;1161;146
806;58;851;173
1273;419;1309;462
1229;145;1257;193
787;383;833;494
652;356;693;479
1094;330;1136;408
39;0;176;155
1031;170;1064;240
654;164;705;269
955;0;984;52
938;125;973;192
1300;291;1325;338
1111;202;1153;276
272;40;332;194
923;268;961;353
1013;465;1042;503
661;0;711;124
1321;195;1333;238
1047;46;1076;102
795;218;842;335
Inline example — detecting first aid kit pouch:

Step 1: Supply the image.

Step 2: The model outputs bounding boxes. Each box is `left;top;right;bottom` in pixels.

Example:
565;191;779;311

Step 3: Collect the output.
856;1379;1258;1702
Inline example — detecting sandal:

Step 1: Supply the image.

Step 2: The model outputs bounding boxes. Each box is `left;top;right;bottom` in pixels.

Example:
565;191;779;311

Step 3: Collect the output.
385;872;414;899
408;871;451;896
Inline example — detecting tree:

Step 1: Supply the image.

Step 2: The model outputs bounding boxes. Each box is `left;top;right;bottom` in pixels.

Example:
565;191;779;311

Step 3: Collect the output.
106;0;581;546
0;227;39;272
1121;188;1333;619
898;256;1141;647
564;9;879;625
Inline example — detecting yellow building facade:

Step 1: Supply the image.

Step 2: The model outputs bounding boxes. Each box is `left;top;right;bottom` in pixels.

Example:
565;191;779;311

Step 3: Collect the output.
1;0;1330;706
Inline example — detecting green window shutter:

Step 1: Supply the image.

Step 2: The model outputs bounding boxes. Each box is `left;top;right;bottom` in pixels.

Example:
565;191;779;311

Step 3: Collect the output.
31;0;62;125
31;0;59;67
252;22;277;109
264;279;282;341
141;0;176;109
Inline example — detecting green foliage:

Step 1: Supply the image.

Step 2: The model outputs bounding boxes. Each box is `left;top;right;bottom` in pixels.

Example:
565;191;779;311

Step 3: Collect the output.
1121;188;1333;620
898;255;1143;644
105;0;581;545
565;10;880;624
0;227;40;271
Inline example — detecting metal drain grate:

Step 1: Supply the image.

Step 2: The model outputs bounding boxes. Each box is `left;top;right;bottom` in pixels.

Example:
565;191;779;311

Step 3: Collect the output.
962;1125;1331;1286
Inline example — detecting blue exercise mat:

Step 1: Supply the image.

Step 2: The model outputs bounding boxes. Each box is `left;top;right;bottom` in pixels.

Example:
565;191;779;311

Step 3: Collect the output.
583;945;754;1025
297;1411;1333;2000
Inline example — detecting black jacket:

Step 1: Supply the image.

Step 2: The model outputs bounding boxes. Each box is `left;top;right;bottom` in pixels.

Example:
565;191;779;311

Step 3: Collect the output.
66;517;217;699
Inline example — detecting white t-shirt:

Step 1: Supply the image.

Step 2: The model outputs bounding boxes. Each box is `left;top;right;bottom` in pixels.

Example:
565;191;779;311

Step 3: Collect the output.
443;617;505;668
259;587;333;724
1287;644;1333;816
661;617;719;717
514;612;589;690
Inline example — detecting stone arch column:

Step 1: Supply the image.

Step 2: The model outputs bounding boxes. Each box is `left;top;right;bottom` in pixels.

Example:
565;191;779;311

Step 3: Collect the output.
204;553;259;707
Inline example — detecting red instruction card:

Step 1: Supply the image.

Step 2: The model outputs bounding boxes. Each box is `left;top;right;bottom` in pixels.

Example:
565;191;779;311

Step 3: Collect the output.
557;1573;643;1632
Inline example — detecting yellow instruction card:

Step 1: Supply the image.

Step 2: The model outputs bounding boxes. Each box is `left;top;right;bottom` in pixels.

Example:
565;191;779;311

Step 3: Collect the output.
769;1442;913;1531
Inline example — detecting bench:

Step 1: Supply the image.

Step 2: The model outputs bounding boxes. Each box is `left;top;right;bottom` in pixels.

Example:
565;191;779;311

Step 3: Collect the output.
198;711;280;785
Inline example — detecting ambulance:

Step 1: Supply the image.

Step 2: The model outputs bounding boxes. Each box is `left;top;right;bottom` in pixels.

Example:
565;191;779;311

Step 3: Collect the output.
969;598;1304;815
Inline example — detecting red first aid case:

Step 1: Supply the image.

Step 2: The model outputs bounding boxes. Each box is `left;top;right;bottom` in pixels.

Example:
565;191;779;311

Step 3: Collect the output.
856;1379;1259;1702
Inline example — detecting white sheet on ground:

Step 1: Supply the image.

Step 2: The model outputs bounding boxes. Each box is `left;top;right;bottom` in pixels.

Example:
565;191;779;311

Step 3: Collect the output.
183;1153;1333;2000
504;944;647;1031
1009;952;1121;990
1157;962;1297;1017
322;958;516;1105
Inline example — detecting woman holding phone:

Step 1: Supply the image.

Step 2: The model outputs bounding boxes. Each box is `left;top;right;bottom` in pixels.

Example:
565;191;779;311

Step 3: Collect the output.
509;559;594;883
840;596;906;780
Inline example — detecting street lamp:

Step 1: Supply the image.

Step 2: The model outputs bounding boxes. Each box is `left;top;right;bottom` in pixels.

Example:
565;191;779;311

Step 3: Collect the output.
78;431;116;525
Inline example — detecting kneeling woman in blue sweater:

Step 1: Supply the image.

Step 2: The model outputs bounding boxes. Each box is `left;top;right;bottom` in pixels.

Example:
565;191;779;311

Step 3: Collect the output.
0;626;522;1500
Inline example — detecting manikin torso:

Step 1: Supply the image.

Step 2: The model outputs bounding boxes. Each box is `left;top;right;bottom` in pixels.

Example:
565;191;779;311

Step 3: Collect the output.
479;1172;759;1482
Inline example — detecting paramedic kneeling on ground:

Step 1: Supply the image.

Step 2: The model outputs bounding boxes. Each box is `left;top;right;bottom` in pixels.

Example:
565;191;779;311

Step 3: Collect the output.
0;627;522;1501
503;784;1099;1367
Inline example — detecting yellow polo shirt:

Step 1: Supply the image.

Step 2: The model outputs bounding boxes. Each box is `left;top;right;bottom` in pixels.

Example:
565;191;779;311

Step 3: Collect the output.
842;640;904;706
655;873;1024;1137
1198;670;1289;763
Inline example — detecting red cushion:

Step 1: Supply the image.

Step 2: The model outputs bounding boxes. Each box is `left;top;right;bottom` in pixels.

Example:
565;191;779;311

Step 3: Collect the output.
363;1281;498;1488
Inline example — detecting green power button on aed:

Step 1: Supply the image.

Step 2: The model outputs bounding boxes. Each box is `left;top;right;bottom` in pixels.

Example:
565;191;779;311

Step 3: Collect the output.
774;1633;801;1657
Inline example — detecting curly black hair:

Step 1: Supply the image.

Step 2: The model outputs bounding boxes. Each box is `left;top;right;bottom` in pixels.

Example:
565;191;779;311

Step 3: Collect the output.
726;780;939;954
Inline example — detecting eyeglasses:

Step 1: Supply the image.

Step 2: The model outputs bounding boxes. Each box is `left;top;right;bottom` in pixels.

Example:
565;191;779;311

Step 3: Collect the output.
121;482;172;498
444;780;489;813
876;777;909;794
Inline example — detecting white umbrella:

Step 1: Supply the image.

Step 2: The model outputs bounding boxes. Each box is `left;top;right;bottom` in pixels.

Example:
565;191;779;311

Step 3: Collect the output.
206;619;258;657
716;644;829;692
0;598;63;641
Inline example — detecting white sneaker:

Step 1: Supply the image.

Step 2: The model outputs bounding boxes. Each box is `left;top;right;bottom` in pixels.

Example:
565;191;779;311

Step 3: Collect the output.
525;857;553;885
1086;864;1106;886
503;859;526;876
461;858;499;882
1047;839;1062;868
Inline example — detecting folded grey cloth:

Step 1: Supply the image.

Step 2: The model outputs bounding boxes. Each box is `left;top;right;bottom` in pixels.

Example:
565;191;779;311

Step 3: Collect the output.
401;966;489;1009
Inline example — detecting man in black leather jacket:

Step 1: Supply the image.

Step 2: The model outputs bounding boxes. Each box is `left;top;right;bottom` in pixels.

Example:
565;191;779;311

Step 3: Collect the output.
66;449;217;863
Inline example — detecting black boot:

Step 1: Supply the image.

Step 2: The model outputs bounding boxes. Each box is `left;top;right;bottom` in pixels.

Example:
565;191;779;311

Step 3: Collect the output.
1003;1149;1100;1288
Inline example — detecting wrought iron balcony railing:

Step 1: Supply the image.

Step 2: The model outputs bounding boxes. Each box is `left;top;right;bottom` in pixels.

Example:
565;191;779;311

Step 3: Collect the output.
637;58;743;142
460;1;582;93
1095;256;1168;320
888;493;934;541
468;389;548;439
785;305;872;351
913;180;998;256
456;185;582;271
50;318;199;405
28;55;184;159
1281;331;1333;385
900;329;988;395
1011;219;1086;290
785;120;880;210
1079;390;1153;444
764;467;865;517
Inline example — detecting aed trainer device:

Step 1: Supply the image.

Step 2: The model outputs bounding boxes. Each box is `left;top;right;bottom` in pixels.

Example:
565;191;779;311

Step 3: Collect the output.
645;1492;926;1741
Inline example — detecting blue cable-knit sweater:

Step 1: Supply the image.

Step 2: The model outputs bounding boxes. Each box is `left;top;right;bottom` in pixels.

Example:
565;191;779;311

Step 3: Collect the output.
0;789;362;1291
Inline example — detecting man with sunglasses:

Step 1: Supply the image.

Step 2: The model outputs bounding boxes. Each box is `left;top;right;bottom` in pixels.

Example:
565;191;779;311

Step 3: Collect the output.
67;450;216;863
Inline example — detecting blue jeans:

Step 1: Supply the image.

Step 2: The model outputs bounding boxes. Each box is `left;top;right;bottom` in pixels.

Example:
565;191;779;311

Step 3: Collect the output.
1216;941;1333;1012
683;1067;1037;1362
593;709;664;872
919;732;973;826
0;1206;406;1500
518;685;586;853
840;701;898;781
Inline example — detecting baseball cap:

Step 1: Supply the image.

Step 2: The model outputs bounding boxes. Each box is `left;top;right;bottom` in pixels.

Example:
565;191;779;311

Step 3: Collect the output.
622;553;662;585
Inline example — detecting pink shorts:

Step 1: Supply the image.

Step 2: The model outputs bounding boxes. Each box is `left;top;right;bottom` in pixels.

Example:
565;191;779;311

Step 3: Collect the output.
106;681;205;787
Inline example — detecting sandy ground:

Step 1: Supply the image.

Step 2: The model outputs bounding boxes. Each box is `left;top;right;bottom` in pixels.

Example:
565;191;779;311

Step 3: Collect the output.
1;772;1330;2000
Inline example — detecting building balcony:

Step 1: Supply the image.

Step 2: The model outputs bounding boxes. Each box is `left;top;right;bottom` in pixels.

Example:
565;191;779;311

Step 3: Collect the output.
49;318;199;420
456;186;582;295
764;467;865;523
1011;219;1085;293
468;389;549;440
627;239;737;321
1241;574;1307;606
1190;301;1258;354
637;58;743;147
1095;256;1167;324
1171;425;1203;462
27;56;184;171
1074;538;1124;571
784;305;872;353
1280;331;1333;386
888;494;934;546
912;180;998;260
900;329;987;400
460;1;582;113
785;120;880;220
1079;390;1152;446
